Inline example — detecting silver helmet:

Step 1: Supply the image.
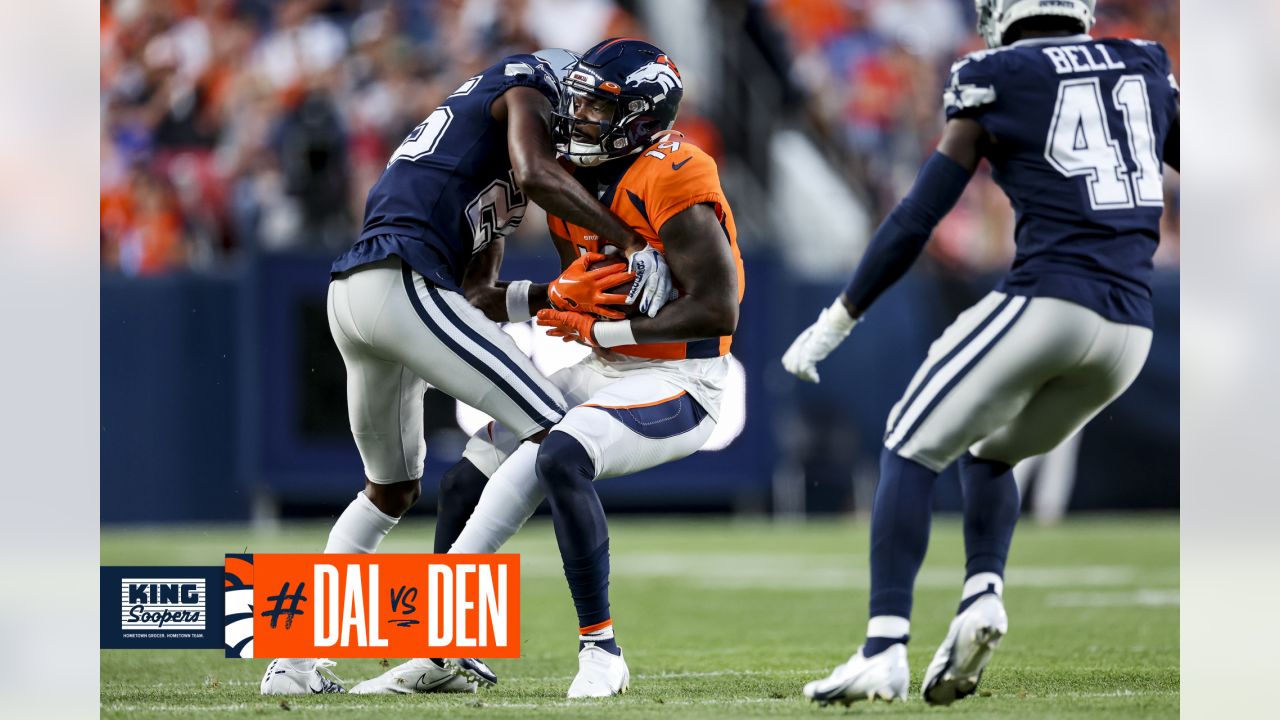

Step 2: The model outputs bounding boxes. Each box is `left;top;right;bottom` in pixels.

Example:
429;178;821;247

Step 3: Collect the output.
974;0;1097;48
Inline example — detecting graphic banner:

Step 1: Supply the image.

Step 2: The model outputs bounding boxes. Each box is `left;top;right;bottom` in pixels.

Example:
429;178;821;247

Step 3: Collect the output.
224;554;520;658
102;554;520;659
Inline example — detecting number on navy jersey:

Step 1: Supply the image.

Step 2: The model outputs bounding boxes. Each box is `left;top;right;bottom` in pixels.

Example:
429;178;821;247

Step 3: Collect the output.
1045;75;1164;210
465;170;528;252
388;107;454;167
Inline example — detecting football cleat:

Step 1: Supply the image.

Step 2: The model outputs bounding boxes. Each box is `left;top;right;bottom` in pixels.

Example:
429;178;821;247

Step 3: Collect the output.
259;658;345;695
922;593;1008;705
349;658;490;694
445;657;498;687
802;644;909;706
567;644;630;698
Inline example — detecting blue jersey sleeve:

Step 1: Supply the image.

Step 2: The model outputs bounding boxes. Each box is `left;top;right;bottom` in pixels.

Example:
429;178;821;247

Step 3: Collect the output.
1129;40;1179;102
483;54;562;115
943;50;1001;122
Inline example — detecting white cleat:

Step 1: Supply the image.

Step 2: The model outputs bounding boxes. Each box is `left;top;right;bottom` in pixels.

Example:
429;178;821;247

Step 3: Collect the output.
259;658;344;695
803;644;909;706
567;644;630;698
922;593;1008;705
349;658;488;694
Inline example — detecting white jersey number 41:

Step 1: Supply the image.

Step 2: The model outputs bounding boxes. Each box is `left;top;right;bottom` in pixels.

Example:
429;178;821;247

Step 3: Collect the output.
1045;75;1164;210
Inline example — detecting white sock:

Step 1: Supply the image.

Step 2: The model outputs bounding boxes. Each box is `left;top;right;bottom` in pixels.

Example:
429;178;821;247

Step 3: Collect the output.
580;622;615;643
450;442;543;553
276;494;399;671
324;491;400;554
962;572;1004;603
867;616;910;638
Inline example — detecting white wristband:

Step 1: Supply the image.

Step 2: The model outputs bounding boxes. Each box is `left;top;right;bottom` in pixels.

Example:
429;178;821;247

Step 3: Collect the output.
505;280;533;323
592;319;637;348
822;297;858;334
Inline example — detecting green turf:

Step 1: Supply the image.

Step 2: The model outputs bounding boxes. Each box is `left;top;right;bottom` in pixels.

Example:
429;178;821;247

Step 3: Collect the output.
101;515;1178;718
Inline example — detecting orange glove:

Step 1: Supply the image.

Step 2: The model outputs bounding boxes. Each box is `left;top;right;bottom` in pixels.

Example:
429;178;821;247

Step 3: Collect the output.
547;252;635;320
536;308;599;347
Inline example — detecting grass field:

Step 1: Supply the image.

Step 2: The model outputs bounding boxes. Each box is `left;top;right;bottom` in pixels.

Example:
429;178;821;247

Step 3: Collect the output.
101;515;1177;718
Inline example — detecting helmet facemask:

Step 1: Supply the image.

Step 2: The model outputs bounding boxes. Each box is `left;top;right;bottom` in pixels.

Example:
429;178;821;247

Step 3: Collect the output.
552;74;663;167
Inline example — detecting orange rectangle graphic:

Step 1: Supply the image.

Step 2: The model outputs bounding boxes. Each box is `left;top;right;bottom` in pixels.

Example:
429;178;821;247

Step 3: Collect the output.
227;554;520;658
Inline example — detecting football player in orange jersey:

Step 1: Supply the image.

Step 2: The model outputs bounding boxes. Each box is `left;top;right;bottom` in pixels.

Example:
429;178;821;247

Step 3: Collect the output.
354;39;744;699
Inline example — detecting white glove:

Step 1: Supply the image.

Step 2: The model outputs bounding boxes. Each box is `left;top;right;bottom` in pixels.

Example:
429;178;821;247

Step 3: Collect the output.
781;298;858;383
625;246;673;317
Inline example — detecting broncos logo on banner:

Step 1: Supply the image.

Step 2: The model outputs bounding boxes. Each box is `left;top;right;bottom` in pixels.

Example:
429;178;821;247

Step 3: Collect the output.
624;55;682;94
224;554;255;658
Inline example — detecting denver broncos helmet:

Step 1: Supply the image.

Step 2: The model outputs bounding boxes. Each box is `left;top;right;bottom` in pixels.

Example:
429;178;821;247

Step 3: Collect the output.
552;38;684;166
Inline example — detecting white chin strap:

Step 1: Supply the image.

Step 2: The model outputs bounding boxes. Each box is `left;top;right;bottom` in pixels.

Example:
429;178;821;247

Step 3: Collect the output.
567;139;608;167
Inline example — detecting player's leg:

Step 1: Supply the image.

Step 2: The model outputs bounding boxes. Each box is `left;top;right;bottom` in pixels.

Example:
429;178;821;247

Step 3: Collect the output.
353;362;607;695
955;315;1152;595
391;264;567;438
326;261;562;696
431;415;528;555
439;361;602;554
806;292;1079;705
921;302;1152;705
344;267;577;696
263;276;426;695
537;375;716;698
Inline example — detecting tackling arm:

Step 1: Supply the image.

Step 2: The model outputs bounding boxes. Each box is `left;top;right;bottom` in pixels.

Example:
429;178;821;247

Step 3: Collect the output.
460;233;581;323
495;86;673;316
495;87;647;254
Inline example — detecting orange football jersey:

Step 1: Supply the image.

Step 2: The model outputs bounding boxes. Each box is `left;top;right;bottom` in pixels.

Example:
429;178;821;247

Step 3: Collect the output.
547;137;745;360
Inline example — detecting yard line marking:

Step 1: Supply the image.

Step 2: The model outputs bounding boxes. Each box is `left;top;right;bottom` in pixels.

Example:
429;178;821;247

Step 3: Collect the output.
102;688;1181;714
1046;589;1180;607
515;553;1170;589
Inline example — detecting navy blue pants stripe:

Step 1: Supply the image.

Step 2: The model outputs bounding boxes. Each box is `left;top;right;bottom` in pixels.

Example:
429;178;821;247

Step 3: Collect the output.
886;295;1014;440
890;298;1030;452
584;391;708;440
400;266;561;429
422;282;567;418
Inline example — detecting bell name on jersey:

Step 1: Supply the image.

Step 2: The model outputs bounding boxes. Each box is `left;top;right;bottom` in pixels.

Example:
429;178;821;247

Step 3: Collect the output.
944;35;1179;328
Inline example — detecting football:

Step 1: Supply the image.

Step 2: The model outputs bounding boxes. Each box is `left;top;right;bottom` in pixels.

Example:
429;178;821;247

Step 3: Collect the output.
586;255;641;319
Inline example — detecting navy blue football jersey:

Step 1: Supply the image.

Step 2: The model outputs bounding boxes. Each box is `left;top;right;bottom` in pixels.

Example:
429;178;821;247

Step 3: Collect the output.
944;35;1179;327
331;54;561;291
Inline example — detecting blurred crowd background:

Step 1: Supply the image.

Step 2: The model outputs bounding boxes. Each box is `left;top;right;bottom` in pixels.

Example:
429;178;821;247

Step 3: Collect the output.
100;0;1179;277
100;0;1180;523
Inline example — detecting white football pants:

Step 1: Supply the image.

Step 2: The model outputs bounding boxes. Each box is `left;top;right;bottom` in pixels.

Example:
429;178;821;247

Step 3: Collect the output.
450;354;720;553
327;259;567;484
885;292;1152;471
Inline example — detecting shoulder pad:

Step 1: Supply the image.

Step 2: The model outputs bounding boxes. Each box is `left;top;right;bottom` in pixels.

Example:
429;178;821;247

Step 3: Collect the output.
944;51;1001;117
504;61;535;77
948;47;1005;75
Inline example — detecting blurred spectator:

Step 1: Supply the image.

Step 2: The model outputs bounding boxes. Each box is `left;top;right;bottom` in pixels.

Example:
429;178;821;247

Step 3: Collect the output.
100;0;1179;276
101;0;657;272
767;0;1180;276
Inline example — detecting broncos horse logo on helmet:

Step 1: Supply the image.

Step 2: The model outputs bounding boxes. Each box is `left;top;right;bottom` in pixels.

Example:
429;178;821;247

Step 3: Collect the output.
552;38;684;167
624;55;682;95
975;0;1096;48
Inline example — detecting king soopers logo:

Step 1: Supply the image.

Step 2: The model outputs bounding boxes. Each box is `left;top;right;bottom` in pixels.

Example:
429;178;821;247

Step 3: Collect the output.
121;578;206;630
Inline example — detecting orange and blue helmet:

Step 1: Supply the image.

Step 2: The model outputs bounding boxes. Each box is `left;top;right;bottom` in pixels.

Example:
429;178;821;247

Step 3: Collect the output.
552;38;684;167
